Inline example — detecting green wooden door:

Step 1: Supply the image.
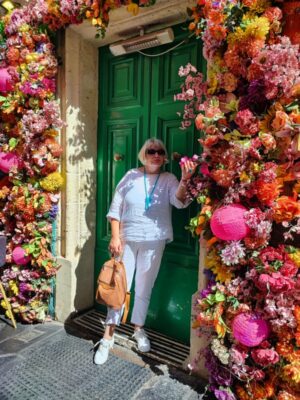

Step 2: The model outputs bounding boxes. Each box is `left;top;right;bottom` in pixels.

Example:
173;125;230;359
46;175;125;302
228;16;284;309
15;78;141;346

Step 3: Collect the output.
96;27;204;344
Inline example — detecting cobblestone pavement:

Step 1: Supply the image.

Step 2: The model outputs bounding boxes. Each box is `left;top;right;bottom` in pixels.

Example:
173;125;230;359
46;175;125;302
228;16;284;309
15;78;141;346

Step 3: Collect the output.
0;317;208;400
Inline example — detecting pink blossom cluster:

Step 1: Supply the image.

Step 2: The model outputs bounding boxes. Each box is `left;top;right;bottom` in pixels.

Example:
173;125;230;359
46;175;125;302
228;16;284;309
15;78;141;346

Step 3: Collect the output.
250;37;300;100
234;109;259;135
174;68;207;129
220;241;246;265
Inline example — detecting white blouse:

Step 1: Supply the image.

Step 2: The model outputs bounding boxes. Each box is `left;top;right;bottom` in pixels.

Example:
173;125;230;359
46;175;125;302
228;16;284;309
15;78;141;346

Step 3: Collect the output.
107;168;188;243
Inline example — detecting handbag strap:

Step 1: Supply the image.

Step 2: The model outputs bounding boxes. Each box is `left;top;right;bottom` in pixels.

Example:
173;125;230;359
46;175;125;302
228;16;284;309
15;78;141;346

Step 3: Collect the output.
111;251;124;263
121;292;131;324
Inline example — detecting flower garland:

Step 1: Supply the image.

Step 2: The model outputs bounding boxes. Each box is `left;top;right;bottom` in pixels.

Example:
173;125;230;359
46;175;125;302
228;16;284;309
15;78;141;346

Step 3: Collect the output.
0;0;156;323
176;1;300;399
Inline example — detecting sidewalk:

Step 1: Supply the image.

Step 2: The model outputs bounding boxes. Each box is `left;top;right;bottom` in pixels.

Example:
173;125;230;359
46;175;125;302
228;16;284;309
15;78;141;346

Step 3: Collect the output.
0;315;208;400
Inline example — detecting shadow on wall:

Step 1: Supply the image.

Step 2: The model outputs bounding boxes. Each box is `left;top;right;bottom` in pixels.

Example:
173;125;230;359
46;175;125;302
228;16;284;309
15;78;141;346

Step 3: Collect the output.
65;102;97;314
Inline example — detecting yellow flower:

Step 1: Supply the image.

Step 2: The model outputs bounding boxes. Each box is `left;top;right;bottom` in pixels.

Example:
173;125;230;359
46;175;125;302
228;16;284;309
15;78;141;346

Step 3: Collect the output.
207;72;218;95
9;280;18;295
240;171;250;183
1;299;8;310
40;172;64;192
247;0;271;14
43;129;59;137
205;249;234;283
228;16;270;45
19;23;30;32
127;2;139;16
245;16;270;40
288;251;300;268
283;361;300;384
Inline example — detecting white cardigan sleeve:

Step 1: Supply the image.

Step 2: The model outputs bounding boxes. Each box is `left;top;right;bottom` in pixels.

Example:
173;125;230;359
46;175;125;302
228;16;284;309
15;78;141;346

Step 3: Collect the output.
168;173;190;209
106;171;132;221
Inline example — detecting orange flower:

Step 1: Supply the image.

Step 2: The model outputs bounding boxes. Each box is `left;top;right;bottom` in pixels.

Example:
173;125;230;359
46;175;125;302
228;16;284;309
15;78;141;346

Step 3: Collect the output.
273;196;300;223
206;236;218;247
222;72;238;92
294;306;300;322
277;391;298;400
195;113;205;130
291;83;300;98
210;169;235;188
290;111;300;124
271;110;290;131
256;179;282;206
208;10;224;24
188;22;196;31
282;361;300;384
209;25;227;41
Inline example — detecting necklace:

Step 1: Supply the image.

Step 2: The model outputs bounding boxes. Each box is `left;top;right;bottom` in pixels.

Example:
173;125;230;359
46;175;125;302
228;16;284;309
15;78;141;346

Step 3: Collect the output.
144;167;160;211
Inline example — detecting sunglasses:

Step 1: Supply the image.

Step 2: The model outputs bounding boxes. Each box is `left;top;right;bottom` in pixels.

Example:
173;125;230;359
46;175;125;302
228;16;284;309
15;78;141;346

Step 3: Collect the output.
146;149;166;156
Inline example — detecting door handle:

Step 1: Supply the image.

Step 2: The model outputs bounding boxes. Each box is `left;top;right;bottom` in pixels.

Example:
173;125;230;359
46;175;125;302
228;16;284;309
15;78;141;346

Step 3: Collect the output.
172;152;182;161
114;153;124;161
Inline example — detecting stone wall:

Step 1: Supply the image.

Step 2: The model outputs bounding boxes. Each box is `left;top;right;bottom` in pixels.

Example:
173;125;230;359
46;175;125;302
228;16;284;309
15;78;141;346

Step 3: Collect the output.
55;28;99;321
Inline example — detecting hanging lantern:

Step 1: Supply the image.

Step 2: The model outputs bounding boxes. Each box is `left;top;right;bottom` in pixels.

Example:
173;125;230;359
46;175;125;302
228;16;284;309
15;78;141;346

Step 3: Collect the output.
0;152;19;173
232;312;270;347
210;204;250;241
283;2;300;45
12;246;31;266
0;68;12;93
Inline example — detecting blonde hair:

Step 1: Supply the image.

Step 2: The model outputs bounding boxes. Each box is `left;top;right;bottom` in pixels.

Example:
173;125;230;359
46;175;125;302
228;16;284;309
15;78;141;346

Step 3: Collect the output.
138;138;168;165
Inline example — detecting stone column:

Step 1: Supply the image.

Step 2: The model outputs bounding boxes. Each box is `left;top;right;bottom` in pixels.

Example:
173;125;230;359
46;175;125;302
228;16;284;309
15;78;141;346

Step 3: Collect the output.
55;28;99;321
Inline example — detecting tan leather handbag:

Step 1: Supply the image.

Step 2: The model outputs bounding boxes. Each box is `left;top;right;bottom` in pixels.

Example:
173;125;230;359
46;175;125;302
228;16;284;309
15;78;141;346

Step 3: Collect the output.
95;257;130;323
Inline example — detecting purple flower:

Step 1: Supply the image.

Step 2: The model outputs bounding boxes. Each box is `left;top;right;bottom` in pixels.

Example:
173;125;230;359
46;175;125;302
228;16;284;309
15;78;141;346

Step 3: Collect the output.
204;349;232;387
49;205;59;221
239;80;268;114
214;389;237;400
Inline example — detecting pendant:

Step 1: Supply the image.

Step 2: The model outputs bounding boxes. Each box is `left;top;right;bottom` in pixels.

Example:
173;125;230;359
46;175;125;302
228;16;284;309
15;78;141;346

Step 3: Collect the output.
145;196;151;211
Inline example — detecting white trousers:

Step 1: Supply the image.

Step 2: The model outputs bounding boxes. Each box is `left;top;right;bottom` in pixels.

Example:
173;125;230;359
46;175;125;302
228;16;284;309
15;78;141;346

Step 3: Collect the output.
105;240;166;326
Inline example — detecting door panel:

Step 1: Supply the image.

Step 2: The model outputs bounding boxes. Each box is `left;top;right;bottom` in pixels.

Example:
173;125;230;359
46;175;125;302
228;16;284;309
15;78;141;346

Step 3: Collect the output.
96;27;204;343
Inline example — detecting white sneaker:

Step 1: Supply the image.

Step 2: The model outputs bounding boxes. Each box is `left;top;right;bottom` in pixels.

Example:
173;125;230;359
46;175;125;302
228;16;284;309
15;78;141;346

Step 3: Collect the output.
132;329;151;352
94;337;114;365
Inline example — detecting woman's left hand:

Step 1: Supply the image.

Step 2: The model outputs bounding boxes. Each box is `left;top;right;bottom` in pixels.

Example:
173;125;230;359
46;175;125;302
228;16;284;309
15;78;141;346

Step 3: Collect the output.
180;160;197;181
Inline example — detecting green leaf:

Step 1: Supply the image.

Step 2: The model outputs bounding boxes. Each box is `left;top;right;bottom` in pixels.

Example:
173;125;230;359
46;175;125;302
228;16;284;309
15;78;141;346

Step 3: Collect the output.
215;292;225;302
227;296;239;309
8;138;18;150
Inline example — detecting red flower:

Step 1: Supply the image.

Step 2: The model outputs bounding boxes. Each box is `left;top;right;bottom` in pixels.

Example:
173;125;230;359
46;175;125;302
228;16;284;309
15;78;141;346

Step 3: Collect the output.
251;348;280;366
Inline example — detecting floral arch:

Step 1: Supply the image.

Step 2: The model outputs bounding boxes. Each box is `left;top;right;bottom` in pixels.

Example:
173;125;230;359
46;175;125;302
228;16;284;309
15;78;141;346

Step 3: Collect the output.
0;1;300;399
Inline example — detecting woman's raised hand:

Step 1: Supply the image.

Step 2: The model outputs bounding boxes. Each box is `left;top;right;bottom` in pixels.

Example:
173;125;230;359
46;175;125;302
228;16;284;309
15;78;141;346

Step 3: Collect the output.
108;236;123;256
180;159;197;181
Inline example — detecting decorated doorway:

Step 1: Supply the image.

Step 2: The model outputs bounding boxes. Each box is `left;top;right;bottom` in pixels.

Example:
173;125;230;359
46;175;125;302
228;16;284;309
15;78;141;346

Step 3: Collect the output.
95;27;204;344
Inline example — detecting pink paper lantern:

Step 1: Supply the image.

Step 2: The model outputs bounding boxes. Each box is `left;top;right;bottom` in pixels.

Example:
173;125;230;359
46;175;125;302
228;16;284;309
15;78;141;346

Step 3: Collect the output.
232;312;270;347
12;246;31;266
0;152;19;173
0;68;13;93
210;204;250;241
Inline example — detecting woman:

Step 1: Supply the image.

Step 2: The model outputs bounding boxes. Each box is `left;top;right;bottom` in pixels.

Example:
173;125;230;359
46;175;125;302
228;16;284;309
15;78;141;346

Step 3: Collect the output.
94;138;196;365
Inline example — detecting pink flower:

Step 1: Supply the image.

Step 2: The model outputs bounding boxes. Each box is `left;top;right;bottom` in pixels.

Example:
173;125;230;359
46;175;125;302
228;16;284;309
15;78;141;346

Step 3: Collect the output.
230;345;248;365
248;368;265;380
256;272;295;293
263;7;283;23
251;348;280;366
235;109;259;135
221;241;246;266
280;259;298;278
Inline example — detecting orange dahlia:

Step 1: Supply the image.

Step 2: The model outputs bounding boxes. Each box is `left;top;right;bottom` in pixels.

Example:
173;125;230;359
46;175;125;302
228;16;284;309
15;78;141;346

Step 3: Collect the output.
273;196;300;223
256;179;282;206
